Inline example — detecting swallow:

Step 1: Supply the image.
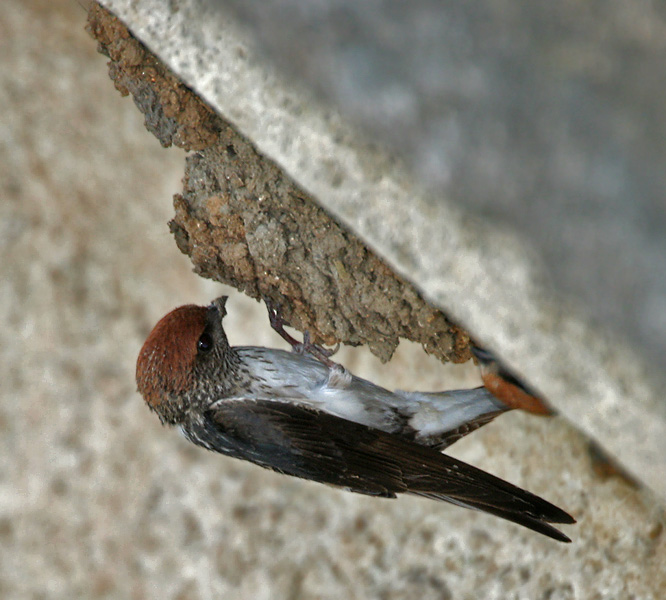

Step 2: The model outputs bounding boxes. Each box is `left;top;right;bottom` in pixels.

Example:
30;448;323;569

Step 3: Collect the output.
136;296;575;542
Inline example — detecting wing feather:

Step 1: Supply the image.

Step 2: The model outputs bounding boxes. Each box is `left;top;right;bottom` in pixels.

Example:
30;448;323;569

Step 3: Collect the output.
185;399;574;541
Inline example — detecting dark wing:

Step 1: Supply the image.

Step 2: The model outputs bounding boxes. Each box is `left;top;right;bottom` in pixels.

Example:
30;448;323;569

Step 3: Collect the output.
186;399;575;542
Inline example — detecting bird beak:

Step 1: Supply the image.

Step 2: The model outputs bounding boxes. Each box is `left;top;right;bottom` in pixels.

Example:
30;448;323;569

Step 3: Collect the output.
209;295;228;319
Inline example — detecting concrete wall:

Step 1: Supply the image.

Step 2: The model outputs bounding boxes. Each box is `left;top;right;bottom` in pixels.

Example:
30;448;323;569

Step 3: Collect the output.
1;1;665;598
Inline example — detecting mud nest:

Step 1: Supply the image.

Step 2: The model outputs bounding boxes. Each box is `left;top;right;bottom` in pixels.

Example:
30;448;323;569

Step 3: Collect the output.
88;2;473;363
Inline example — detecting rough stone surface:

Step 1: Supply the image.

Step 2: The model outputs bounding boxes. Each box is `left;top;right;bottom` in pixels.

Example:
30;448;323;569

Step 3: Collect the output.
3;1;666;598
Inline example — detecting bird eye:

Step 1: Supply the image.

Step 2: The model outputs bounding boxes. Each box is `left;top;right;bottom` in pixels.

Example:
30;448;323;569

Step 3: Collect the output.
197;332;213;353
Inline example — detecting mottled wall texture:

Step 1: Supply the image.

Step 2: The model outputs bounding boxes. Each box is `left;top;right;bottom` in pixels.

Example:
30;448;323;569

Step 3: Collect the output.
1;2;665;599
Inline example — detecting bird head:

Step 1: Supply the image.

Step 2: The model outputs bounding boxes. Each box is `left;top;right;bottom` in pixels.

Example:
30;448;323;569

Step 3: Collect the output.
136;296;232;424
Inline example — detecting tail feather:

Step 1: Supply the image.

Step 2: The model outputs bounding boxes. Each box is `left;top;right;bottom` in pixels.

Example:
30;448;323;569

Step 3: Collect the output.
367;433;576;541
413;492;574;543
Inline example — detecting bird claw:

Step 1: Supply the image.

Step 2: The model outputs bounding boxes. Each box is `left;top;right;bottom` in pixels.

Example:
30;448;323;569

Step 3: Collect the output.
264;296;340;368
301;331;341;359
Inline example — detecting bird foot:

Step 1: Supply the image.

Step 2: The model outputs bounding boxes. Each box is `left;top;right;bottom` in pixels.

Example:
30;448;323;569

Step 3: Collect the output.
264;296;340;368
